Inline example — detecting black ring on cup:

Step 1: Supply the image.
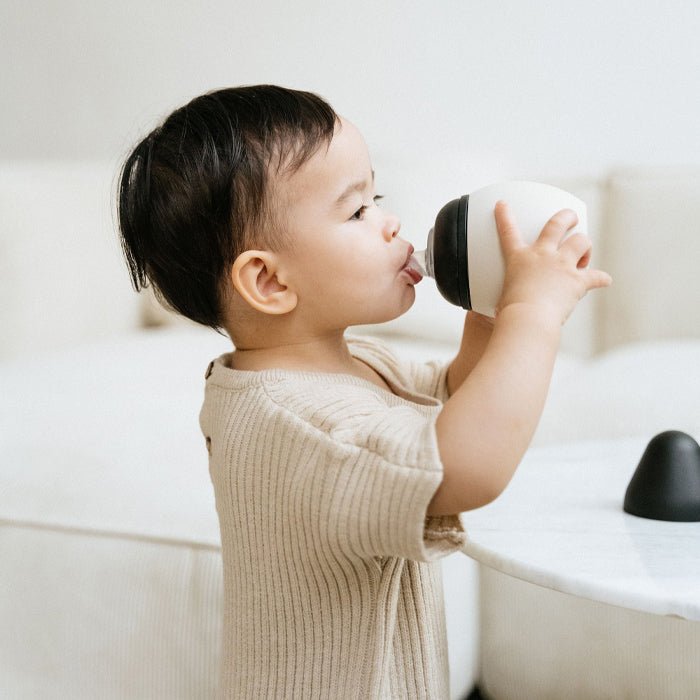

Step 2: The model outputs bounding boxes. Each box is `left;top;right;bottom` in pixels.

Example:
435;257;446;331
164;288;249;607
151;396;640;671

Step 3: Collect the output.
457;194;471;309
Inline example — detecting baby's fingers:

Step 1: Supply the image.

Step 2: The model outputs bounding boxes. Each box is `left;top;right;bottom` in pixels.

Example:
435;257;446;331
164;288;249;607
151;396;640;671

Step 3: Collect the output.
494;201;523;255
536;208;579;249
559;232;593;269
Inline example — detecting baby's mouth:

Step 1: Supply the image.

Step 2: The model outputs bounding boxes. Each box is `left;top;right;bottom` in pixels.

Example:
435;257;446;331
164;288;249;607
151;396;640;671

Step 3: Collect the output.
400;248;423;284
401;265;423;284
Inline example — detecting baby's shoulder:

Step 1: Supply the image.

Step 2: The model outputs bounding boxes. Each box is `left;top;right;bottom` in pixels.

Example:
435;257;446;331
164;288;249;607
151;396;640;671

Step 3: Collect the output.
262;375;388;425
345;333;403;368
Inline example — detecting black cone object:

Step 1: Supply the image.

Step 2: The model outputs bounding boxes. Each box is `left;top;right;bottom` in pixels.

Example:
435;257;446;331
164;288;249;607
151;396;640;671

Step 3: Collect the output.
624;431;700;522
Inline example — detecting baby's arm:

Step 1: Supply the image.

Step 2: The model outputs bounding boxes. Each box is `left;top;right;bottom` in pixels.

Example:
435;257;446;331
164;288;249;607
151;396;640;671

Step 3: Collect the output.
446;311;495;397
428;203;612;515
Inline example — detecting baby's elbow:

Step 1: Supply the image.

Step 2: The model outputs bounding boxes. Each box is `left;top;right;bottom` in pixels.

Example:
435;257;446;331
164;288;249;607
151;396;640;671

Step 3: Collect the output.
459;464;516;512
467;477;503;510
428;454;519;515
428;473;500;516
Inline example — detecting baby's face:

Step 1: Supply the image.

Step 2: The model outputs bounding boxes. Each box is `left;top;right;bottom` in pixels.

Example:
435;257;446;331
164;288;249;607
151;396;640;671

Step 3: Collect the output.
275;117;419;330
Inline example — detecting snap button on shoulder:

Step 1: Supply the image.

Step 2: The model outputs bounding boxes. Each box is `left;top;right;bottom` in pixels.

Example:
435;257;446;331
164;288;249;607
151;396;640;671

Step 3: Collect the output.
205;361;214;379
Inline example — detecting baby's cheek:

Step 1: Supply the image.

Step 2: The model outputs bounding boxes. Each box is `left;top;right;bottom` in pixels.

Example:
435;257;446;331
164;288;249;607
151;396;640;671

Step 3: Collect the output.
346;260;384;291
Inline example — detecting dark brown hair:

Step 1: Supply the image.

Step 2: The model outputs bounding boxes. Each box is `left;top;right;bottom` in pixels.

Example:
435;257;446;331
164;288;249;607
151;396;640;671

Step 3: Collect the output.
117;85;338;332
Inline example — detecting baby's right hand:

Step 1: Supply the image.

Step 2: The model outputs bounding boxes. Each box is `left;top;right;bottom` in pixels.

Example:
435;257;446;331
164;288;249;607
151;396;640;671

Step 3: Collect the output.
494;201;612;326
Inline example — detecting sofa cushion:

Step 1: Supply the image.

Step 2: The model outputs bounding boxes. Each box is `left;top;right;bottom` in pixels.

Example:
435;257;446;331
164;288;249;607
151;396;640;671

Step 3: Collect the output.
534;339;700;446
1;326;229;543
0;161;142;361
599;167;700;351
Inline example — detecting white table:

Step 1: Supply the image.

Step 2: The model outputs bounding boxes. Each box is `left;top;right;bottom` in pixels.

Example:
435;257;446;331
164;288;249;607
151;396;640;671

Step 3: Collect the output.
459;436;700;621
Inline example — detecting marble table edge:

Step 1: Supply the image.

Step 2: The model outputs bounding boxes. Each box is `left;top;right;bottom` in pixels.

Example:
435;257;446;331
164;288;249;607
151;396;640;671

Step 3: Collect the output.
461;539;700;622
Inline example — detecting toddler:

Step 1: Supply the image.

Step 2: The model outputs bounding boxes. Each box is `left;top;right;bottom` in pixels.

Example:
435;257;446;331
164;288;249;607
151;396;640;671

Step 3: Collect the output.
117;85;611;699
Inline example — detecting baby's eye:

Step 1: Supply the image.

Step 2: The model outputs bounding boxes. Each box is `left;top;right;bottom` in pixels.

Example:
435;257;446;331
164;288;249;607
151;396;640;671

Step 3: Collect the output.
350;205;367;221
350;194;384;221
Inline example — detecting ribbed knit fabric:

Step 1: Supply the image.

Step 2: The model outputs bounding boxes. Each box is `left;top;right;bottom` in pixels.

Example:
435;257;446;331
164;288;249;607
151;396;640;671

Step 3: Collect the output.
199;334;466;699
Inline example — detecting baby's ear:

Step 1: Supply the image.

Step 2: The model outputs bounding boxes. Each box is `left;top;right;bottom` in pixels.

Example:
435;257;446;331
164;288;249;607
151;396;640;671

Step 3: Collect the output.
229;250;298;315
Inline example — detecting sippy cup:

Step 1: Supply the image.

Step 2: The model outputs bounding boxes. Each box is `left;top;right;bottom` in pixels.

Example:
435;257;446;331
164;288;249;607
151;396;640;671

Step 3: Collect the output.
408;181;588;317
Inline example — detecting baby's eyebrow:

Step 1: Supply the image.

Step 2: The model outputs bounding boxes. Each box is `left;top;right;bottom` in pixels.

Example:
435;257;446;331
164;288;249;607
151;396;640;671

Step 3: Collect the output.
334;169;375;207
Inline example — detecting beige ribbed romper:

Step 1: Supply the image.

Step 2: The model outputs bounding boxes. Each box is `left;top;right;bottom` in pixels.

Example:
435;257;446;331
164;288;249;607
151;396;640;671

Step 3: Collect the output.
199;334;466;699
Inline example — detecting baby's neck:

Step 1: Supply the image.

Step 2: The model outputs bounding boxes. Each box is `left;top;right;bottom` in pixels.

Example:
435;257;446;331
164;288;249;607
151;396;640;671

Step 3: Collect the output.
230;332;353;373
228;336;393;393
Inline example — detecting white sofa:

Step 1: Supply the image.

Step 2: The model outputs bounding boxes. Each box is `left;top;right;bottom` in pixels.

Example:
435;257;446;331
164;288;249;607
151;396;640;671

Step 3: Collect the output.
1;161;699;699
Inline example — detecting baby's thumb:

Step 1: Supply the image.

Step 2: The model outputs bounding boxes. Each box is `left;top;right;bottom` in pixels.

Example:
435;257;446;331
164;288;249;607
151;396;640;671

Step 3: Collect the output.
585;269;613;290
494;201;523;254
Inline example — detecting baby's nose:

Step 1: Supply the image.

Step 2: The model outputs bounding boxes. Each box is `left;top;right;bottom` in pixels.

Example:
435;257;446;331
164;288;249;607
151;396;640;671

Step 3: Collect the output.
383;213;401;239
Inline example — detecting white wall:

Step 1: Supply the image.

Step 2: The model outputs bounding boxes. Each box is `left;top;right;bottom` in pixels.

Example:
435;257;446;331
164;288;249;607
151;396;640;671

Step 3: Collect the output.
3;1;699;183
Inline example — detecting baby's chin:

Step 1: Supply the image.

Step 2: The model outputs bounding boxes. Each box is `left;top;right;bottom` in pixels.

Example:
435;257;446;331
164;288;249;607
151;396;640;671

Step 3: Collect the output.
335;277;416;327
368;286;416;325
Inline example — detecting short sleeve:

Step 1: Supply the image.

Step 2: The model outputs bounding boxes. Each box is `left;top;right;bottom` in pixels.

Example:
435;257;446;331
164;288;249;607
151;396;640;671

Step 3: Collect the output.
323;402;465;563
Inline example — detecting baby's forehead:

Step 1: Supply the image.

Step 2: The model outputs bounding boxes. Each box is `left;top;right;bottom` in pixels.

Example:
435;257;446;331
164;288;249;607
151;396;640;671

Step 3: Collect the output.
271;119;370;202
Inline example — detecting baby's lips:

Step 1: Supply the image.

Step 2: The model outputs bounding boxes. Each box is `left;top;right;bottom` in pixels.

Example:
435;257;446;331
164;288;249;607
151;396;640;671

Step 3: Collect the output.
405;268;423;284
402;259;423;284
407;254;427;278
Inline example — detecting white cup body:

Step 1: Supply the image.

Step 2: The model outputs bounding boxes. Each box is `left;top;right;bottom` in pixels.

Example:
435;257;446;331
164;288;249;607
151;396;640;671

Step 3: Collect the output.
466;180;588;317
